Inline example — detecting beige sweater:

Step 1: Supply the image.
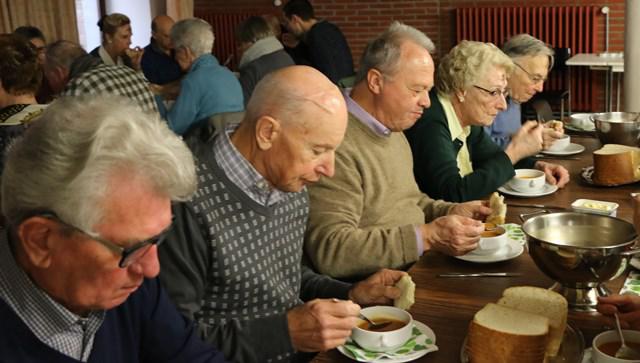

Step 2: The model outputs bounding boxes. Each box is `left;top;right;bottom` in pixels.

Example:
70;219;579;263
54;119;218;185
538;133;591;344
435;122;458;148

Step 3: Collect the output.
305;113;455;279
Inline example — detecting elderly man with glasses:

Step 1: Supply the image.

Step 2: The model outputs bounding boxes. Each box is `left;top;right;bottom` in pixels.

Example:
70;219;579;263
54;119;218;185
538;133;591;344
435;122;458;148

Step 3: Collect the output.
405;40;569;203
484;34;566;150
0;96;227;362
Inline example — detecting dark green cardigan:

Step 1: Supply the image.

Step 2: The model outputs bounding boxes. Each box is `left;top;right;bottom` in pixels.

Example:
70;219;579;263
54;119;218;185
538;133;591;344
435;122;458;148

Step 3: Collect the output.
405;90;535;202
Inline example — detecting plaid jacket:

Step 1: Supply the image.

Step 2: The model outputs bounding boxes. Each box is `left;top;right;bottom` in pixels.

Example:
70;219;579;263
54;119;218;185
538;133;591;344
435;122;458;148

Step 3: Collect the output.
63;64;158;113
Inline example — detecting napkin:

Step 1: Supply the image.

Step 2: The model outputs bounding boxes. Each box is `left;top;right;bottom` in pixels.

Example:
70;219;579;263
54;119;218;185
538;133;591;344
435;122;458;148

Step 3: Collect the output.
502;223;526;245
342;324;438;361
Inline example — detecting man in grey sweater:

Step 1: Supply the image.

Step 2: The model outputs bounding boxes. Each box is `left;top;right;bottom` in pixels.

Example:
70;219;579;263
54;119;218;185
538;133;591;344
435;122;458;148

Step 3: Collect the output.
158;65;406;363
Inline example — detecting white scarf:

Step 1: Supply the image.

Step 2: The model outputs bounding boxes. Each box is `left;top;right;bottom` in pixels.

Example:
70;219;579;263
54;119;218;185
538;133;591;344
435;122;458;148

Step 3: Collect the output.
238;36;284;69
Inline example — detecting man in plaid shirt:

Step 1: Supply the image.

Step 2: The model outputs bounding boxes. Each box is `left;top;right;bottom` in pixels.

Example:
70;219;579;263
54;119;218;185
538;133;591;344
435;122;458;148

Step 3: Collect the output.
44;40;158;113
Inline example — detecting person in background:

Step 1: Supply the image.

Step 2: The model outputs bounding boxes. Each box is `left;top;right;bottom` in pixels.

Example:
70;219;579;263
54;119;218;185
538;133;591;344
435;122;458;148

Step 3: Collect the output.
484;34;564;149
157;18;243;135
159;66;406;363
90;13;143;71
44;40;158;113
13;25;53;103
0;95;227;362
282;0;354;84
141;15;182;85
0;34;47;173
405;40;569;203
236;16;294;103
305;23;491;280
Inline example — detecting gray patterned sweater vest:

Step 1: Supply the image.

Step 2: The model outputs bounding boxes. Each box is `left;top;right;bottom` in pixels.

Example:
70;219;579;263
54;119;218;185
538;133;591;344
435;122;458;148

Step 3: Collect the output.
190;156;308;328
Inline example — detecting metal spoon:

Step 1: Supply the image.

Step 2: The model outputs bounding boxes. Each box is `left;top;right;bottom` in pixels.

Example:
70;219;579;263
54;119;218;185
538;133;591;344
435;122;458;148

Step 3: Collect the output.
614;311;640;359
359;313;391;331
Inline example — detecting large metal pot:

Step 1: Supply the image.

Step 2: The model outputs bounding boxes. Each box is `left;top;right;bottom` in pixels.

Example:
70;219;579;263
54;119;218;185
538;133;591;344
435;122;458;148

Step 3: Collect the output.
591;112;640;146
522;212;638;289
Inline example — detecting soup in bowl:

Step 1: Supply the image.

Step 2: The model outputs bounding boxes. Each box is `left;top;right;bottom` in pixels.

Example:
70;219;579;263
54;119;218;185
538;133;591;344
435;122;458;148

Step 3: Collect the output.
592;329;640;362
508;169;546;193
474;224;508;255
351;306;413;352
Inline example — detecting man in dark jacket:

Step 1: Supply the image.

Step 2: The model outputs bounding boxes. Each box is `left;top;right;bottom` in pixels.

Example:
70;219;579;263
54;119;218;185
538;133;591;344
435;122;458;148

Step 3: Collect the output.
282;0;354;84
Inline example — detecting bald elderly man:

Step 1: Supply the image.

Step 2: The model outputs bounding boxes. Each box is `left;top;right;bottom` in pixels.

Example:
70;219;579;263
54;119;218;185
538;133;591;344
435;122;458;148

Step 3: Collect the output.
141;15;182;85
158;65;406;363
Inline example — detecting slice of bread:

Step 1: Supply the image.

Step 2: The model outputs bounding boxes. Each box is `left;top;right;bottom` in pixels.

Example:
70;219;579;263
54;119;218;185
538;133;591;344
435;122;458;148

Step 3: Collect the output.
498;286;568;358
394;275;415;310
486;192;506;225
467;303;549;363
593;144;640;185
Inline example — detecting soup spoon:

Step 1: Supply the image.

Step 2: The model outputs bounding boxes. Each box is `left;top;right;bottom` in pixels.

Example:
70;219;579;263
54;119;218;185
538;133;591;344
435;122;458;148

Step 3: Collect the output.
614;312;640;359
358;313;391;331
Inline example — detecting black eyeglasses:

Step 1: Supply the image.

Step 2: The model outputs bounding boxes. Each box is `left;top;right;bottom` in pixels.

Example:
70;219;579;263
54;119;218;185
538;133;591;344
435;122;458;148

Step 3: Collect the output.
473;85;510;99
41;212;173;268
514;62;546;84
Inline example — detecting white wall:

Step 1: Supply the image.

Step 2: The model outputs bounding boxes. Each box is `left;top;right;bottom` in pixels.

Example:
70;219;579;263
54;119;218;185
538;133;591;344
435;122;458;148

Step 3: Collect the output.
75;0;101;51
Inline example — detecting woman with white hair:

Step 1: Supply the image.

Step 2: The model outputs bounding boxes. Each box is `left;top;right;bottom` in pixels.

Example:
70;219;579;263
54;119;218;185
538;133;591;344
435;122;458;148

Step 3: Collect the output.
158;18;244;135
405;40;569;202
485;34;564;149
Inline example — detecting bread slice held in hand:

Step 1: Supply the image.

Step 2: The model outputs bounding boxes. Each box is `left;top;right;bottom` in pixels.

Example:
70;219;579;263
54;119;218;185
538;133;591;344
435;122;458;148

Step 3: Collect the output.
486;192;506;225
497;286;568;359
394;275;415;310
593;144;640;185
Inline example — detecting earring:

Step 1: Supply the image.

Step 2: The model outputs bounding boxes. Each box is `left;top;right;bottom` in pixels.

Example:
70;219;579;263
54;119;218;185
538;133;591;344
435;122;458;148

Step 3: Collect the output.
458;96;465;102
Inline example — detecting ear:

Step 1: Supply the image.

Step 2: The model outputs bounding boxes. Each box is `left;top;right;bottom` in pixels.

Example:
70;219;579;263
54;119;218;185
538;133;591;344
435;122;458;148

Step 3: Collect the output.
17;217;57;269
254;116;281;151
367;68;385;95
454;89;467;103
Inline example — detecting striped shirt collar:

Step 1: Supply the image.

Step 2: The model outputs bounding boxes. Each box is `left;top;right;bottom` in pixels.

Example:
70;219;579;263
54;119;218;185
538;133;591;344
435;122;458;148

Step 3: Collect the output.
0;230;105;361
342;88;392;137
214;123;287;206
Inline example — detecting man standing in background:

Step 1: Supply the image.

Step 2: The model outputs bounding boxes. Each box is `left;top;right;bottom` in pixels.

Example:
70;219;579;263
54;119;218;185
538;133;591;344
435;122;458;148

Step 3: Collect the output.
141;15;182;85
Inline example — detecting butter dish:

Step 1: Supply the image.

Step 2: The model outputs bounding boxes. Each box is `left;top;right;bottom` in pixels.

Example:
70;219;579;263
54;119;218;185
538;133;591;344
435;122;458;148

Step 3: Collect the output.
571;199;618;217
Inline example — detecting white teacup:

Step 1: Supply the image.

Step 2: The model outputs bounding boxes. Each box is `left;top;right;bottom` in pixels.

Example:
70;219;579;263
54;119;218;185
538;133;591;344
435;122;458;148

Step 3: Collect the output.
570;113;595;130
508;169;546;193
592;329;640;363
545;134;570;152
474;226;508;255
351;306;413;352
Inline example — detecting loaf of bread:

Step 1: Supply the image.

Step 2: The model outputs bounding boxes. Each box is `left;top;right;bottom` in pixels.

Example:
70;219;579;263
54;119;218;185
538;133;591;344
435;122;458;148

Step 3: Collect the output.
486;192;506;225
593;144;640;185
467;303;549;363
498;286;568;359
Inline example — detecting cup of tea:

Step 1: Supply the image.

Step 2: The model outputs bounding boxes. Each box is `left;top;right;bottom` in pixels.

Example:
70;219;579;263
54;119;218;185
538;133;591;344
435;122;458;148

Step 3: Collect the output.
545;134;570;152
351;306;413;352
592;329;640;362
474;225;508;255
508;169;546;193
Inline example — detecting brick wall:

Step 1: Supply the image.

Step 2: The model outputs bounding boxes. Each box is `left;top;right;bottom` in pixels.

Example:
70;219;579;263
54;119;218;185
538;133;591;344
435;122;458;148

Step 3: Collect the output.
195;0;627;111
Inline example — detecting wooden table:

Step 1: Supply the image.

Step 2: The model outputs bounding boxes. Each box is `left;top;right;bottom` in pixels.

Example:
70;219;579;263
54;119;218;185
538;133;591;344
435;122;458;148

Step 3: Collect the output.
314;134;640;363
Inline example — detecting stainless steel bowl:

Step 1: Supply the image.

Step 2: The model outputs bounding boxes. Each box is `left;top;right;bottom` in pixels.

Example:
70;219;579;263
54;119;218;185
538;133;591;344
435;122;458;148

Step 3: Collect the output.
592;112;640;146
522;212;638;288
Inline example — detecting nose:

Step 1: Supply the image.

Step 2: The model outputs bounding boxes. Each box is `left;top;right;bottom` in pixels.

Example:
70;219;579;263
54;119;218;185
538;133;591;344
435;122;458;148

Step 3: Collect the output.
128;245;160;278
496;94;508;110
418;91;430;108
316;153;335;178
533;82;544;93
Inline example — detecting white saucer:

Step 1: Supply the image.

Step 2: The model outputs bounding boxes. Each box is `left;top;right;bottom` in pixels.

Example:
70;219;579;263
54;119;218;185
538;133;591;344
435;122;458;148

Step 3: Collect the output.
582;348;592;363
337;321;436;363
541;143;586;156
455;239;524;263
497;183;559;197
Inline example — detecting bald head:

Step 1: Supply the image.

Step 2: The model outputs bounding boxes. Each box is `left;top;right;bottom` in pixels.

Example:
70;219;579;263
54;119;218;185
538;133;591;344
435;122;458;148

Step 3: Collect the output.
152;15;175;52
246;65;346;130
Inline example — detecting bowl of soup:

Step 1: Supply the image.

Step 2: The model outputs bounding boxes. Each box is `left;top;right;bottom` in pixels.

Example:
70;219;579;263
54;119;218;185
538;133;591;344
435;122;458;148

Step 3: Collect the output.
474;224;508;255
351;306;413;352
592;329;640;362
508;169;546;193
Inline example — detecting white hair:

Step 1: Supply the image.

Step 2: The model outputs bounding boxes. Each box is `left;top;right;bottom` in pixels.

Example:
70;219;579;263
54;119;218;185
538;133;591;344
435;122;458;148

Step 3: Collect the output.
171;18;215;58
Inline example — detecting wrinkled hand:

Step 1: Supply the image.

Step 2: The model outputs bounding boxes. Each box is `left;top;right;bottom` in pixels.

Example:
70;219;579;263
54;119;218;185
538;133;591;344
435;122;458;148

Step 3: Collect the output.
597;294;640;330
349;269;406;306
542;127;565;149
420;215;484;256
287;299;360;352
505;121;544;162
126;47;144;71
449;200;493;221
535;160;570;188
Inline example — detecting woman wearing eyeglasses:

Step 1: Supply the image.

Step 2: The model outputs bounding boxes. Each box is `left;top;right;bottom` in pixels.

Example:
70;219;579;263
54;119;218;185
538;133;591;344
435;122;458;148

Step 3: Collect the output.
405;40;569;203
485;34;564;150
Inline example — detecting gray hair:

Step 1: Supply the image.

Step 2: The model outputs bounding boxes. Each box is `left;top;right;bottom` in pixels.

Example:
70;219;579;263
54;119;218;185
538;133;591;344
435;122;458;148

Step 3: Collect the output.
236;16;273;44
45;40;87;71
436;40;514;95
2;96;197;231
171;18;214;58
502;34;555;69
355;21;435;84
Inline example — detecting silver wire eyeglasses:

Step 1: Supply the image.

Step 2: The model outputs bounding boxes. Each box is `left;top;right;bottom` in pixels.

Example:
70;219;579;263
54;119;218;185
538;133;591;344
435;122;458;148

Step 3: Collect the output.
40;212;173;268
514;62;547;84
473;85;510;100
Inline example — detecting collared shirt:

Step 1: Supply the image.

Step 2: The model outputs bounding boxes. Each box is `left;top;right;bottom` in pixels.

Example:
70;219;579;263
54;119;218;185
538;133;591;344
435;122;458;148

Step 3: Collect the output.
97;45;124;67
0;230;104;361
438;93;473;177
214;123;287;207
63;64;158;113
343;88;391;137
342;89;424;256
